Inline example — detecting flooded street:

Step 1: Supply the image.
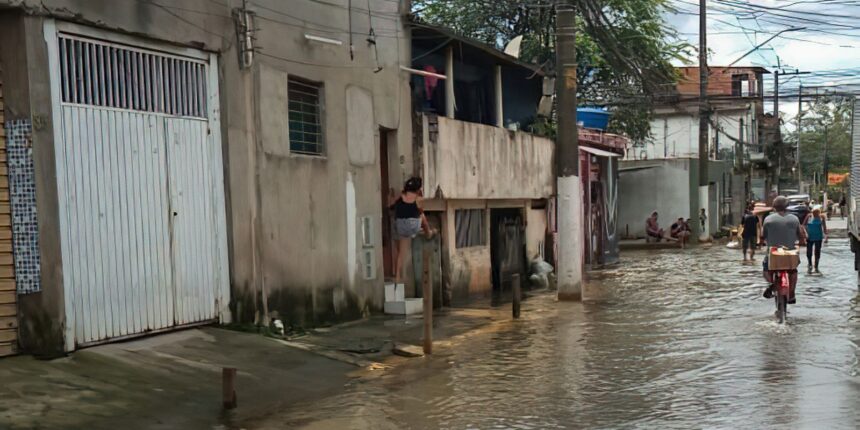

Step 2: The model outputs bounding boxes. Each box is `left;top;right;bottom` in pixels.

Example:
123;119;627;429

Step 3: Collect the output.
256;241;860;429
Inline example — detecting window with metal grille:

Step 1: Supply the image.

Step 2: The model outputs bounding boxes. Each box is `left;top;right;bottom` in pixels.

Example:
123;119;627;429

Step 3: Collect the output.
455;209;486;248
288;78;324;156
57;34;208;118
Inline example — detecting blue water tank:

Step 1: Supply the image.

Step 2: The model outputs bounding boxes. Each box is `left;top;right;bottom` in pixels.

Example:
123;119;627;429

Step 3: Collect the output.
576;107;611;130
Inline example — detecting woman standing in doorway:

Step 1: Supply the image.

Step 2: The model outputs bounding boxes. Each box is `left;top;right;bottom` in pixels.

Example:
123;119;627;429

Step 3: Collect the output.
390;177;434;282
804;206;828;274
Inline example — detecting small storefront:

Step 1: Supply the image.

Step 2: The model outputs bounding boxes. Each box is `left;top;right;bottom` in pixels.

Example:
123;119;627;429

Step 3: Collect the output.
579;129;626;268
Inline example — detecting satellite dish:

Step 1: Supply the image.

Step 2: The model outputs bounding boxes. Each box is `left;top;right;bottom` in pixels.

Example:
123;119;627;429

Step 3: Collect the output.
504;35;523;58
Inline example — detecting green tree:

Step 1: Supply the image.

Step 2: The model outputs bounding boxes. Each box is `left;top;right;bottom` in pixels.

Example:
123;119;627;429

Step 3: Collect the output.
411;0;691;141
784;97;852;183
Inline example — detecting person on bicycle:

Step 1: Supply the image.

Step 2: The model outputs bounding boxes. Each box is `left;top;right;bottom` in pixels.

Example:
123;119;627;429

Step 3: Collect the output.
762;196;807;303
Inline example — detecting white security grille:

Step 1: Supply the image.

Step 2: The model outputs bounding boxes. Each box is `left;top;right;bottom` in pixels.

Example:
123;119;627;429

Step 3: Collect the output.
57;34;208;118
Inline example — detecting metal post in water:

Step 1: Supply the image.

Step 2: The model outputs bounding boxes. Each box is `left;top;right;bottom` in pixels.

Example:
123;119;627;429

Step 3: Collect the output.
422;250;433;354
512;274;522;319
222;367;237;409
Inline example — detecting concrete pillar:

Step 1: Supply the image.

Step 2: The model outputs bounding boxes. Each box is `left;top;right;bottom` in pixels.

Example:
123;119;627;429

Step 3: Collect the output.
1;16;68;355
445;46;454;119
494;65;503;128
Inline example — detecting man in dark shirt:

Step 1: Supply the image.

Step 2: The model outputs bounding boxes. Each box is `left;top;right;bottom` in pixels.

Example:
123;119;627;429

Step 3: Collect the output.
741;208;760;262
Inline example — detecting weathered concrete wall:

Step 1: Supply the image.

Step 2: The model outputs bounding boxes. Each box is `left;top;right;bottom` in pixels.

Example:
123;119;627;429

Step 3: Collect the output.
247;0;412;326
525;205;547;261
442;201;492;302
631;107;755;161
619;159;694;238
423;115;554;200
0;13;67;356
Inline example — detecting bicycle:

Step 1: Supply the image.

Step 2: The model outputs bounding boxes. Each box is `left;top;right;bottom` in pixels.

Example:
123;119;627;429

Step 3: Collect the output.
772;269;791;324
768;246;800;324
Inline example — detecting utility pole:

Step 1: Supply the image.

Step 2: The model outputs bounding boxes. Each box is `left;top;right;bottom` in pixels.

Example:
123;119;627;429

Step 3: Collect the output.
554;0;582;301
773;70;779;117
697;0;710;242
796;84;802;190
823;123;829;202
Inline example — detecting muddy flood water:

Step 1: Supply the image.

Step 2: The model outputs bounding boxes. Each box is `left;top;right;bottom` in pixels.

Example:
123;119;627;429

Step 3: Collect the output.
256;240;860;429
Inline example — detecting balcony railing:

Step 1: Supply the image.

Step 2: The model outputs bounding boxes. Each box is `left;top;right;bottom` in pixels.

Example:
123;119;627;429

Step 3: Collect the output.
420;114;555;200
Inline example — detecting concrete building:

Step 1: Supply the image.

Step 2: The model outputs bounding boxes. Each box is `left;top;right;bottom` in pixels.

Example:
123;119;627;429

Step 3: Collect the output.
0;0;413;356
408;25;554;304
620;66;777;238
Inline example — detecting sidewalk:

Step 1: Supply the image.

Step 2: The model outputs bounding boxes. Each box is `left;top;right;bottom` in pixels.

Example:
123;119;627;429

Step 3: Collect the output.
620;238;684;251
827;217;848;238
0;292;542;429
0;327;355;430
275;295;537;367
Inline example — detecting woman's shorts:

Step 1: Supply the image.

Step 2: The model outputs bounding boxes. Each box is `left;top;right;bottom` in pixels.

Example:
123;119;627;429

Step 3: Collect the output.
395;217;422;239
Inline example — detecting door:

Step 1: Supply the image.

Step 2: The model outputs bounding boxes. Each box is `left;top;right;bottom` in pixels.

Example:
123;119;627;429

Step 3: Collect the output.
0;73;18;357
380;129;394;279
490;208;525;300
166;118;225;325
48;26;229;347
590;181;605;265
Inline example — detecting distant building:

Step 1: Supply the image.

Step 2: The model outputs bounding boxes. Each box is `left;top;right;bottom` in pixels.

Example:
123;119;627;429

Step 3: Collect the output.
620;66;777;238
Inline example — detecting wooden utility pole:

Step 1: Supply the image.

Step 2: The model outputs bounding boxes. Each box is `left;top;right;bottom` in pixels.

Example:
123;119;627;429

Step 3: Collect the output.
421;251;432;354
512;274;521;319
222;368;238;409
773;70;780;117
797;84;803;188
823;124;829;191
697;0;710;241
554;0;583;301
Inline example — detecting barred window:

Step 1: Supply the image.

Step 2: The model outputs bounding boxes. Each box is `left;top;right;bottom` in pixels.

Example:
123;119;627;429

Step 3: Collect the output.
455;209;486;248
288;78;324;156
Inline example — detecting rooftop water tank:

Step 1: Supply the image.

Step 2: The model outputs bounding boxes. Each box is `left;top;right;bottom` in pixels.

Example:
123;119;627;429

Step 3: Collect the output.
576;107;611;131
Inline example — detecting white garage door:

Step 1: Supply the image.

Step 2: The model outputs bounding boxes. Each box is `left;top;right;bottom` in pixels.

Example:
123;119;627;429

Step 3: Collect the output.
46;23;230;348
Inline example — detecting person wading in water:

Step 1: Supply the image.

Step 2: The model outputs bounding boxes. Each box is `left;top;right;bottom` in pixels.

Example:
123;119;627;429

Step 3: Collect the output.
803;206;828;274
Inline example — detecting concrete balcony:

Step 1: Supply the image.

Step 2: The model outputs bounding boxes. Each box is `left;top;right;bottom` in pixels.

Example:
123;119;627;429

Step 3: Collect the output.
418;114;555;200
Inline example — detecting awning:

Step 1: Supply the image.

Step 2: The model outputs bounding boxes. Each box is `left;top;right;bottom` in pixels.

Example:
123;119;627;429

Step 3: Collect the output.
580;146;622;158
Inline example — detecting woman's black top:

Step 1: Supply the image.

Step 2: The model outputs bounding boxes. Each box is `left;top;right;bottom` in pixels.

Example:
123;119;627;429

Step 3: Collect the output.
392;197;421;219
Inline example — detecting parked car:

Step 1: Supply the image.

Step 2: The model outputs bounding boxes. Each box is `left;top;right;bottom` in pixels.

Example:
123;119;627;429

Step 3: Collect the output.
786;194;810;223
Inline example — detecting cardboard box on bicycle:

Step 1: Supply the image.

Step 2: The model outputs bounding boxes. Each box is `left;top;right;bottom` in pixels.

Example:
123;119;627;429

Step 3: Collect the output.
768;247;800;271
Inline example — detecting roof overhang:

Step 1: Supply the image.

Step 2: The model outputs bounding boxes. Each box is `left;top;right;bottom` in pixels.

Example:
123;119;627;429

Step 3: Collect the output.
580;146;622;158
409;21;545;76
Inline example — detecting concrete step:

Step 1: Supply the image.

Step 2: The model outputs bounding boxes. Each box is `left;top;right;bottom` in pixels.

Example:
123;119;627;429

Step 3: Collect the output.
384;298;423;315
384;283;405;302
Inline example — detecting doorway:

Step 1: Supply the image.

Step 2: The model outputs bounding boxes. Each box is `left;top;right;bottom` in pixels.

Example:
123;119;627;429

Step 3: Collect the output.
490;208;526;301
380;128;395;280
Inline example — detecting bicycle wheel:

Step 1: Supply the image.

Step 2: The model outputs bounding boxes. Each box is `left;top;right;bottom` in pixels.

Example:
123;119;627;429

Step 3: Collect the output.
777;295;787;324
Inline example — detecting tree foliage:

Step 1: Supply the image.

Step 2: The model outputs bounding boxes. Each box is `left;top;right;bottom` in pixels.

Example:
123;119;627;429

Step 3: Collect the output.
411;0;691;141
783;97;852;181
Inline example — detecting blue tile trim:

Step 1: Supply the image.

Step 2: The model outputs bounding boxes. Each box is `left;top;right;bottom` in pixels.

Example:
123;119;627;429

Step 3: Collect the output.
5;119;41;294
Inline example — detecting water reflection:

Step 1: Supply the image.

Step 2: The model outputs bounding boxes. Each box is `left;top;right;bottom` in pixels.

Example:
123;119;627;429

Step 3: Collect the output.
250;240;860;429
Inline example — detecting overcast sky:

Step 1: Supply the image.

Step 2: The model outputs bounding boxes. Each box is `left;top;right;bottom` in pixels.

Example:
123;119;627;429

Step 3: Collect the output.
664;0;860;124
